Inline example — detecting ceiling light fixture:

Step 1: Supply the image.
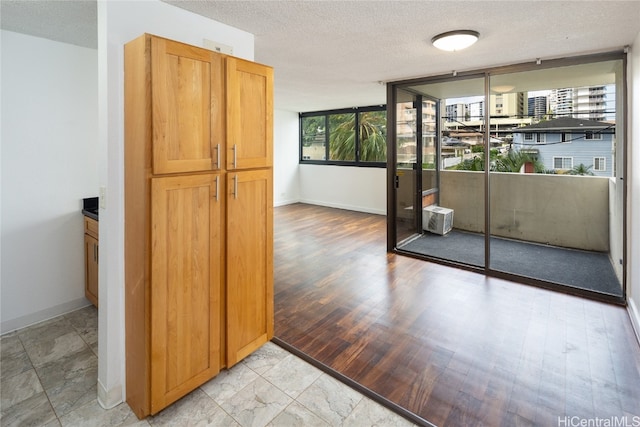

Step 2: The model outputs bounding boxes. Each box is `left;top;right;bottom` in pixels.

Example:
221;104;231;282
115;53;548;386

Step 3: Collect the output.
492;85;515;93
431;30;479;52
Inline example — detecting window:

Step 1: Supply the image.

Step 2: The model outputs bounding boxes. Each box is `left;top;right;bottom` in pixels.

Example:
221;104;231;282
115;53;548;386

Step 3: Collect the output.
300;106;386;166
585;131;602;140
561;132;572;142
594;157;606;171
329;113;356;161
553;156;573;170
523;133;545;143
301;116;326;160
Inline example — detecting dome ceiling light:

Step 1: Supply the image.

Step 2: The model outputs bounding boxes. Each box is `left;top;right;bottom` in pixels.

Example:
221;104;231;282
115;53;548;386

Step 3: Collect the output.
431;30;480;52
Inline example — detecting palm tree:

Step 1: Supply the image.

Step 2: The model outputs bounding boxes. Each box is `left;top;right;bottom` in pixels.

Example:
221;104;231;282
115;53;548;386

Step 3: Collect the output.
358;111;386;162
567;163;595;176
329;111;386;161
329;114;356;161
494;149;544;173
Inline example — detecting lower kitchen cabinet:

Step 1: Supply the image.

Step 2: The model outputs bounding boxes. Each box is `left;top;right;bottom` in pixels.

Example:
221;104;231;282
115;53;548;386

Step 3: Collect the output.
84;217;99;307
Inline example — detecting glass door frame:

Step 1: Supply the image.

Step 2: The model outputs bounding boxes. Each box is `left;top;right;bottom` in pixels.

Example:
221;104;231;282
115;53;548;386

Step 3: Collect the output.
386;51;627;305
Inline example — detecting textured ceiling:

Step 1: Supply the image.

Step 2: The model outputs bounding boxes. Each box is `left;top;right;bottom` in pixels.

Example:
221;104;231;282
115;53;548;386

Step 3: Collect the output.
0;0;97;49
2;1;640;112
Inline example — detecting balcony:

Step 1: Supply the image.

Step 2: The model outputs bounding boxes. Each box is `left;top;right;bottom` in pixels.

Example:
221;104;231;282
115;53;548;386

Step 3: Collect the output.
396;169;623;298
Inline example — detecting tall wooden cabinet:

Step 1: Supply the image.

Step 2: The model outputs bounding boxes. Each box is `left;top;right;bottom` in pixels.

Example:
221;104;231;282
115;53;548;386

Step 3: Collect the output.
124;34;273;419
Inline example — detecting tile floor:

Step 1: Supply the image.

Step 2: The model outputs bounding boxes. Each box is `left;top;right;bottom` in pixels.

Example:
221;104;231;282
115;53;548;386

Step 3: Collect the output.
1;306;415;426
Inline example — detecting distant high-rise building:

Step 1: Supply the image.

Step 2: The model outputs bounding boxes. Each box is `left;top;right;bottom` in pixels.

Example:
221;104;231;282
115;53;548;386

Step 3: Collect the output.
490;92;525;118
528;96;548;119
550;85;615;121
467;101;484;121
445;103;467;122
550;88;573;118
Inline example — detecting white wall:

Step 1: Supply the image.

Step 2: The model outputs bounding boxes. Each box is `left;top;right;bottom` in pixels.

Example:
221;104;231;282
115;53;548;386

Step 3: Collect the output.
1;31;98;333
628;31;640;342
273;109;300;206
99;0;254;409
299;164;386;215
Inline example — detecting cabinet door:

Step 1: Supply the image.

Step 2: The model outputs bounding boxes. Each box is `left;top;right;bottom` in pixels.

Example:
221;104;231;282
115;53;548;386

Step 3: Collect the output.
226;169;274;366
226;57;273;170
152;37;224;174
84;234;99;307
150;174;222;413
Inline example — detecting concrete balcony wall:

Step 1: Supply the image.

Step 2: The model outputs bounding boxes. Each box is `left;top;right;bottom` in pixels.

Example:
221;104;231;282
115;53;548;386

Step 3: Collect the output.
436;170;610;252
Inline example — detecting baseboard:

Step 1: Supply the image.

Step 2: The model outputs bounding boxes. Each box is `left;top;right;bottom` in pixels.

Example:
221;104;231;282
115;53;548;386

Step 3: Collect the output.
273;199;300;207
97;378;123;410
1;298;91;335
299;198;386;216
628;297;640;346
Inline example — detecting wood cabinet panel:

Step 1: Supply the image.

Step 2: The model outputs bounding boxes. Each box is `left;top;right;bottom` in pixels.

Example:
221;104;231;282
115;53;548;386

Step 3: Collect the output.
150;174;222;412
226;169;274;366
152;37;224;174
226;58;273;170
84;232;98;307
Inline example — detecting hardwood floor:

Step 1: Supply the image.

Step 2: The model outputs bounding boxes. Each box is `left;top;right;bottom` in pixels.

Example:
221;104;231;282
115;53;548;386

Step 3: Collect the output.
273;203;640;426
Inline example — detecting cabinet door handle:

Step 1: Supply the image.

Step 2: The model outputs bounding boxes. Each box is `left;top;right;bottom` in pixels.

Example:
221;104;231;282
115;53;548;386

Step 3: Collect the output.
215;143;220;168
94;243;98;262
232;175;238;199
214;176;219;201
232;144;237;168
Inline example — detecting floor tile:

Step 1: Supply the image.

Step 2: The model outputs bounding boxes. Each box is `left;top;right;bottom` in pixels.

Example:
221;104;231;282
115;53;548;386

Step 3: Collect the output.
45;359;98;417
0;390;58;427
296;374;364;426
0;333;32;380
261;353;323;398
65;305;98;347
58;401;149;427
219;376;292;427
18;317;88;367
148;388;239;426
37;346;98;390
200;362;259;404
241;342;290;375
1;368;43;408
266;401;330;427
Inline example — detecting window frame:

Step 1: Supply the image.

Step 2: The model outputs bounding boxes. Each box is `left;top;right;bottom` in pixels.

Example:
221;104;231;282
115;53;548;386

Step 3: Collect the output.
300;105;387;168
594;156;606;171
585;131;603;140
553;156;574;170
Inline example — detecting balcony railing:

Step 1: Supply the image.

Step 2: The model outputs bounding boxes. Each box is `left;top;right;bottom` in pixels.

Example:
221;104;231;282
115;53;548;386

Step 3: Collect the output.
397;169;622;287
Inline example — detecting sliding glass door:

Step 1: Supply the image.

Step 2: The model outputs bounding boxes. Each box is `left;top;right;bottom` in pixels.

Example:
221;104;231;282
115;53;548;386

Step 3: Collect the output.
392;76;486;268
388;53;625;301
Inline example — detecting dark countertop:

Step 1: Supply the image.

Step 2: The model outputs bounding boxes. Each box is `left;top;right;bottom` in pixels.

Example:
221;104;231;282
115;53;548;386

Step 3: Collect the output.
83;197;99;221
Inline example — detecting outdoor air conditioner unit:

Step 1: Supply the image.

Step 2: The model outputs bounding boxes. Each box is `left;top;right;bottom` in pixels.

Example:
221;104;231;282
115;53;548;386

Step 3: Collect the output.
423;205;454;235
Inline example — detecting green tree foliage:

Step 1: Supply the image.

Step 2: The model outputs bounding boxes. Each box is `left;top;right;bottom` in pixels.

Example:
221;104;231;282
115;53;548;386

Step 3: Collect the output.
452;148;544;173
329;111;387;162
329;113;356;161
493;150;545;173
359;111;387;162
567;163;595;176
301;116;325;146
